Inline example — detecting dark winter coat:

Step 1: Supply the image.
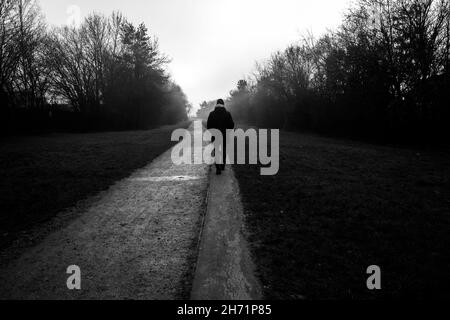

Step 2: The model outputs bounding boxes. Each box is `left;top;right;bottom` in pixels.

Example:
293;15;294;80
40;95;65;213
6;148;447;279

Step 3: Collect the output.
206;106;235;134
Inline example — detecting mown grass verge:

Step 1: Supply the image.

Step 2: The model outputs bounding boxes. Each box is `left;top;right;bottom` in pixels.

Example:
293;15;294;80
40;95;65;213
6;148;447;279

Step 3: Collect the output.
233;129;450;299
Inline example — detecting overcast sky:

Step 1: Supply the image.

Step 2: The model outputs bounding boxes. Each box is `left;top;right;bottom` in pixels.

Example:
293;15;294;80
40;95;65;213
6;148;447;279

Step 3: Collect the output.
40;0;351;111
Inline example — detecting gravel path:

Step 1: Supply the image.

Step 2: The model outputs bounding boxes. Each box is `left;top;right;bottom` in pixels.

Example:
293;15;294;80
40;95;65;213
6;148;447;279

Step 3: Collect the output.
0;124;209;299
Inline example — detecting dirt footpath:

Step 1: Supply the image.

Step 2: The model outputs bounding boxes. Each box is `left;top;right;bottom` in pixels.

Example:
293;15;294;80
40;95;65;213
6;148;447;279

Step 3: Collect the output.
191;166;262;300
0;124;209;299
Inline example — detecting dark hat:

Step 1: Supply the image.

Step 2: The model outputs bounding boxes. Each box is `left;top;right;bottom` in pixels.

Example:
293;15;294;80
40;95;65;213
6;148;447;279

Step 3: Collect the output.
217;99;225;106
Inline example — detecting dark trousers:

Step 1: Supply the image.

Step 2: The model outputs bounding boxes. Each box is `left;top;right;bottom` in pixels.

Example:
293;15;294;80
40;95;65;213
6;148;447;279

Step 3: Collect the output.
214;134;227;171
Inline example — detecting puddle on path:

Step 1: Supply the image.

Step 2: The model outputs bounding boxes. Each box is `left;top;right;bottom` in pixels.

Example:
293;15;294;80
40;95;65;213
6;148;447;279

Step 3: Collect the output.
131;175;203;182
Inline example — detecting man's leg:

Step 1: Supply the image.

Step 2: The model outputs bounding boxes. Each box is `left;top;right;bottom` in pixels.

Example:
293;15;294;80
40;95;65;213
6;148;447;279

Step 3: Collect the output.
221;136;227;170
215;139;223;175
215;163;222;174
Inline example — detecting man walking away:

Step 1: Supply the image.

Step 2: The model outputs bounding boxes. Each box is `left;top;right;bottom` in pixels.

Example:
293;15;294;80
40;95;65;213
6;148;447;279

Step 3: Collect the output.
207;99;235;175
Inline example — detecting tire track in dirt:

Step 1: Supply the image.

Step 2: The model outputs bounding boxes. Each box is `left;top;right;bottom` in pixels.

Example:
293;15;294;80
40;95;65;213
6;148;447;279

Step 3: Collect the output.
191;166;263;300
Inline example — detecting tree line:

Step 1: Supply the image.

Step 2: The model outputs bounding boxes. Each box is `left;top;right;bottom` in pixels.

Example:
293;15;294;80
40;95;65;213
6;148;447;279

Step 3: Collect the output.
223;0;450;143
1;0;190;134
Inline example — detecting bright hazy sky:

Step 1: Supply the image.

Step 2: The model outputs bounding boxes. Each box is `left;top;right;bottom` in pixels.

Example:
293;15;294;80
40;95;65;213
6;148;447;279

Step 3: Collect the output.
40;0;351;110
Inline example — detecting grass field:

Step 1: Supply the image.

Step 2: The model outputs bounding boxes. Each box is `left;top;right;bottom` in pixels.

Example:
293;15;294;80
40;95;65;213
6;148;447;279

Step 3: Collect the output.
0;122;189;250
233;130;450;299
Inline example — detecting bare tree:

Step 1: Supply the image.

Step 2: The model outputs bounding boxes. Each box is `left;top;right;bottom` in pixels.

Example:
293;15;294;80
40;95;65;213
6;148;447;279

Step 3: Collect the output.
0;0;20;108
13;0;48;109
